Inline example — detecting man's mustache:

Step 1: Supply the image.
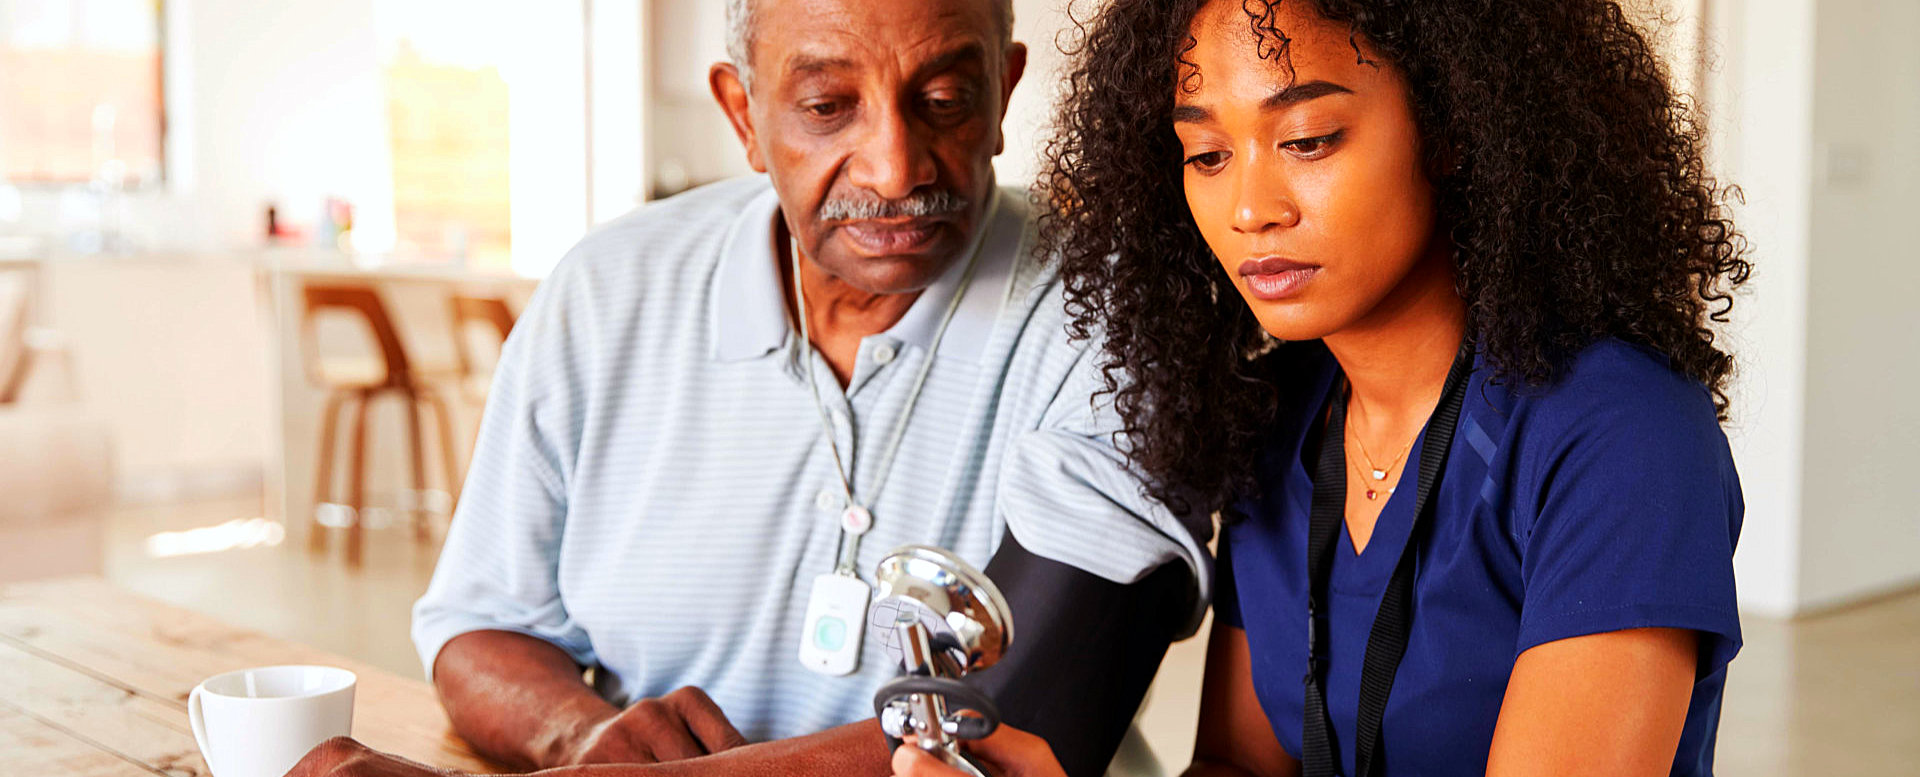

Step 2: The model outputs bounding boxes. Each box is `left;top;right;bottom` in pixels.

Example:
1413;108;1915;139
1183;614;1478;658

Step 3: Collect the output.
817;190;969;222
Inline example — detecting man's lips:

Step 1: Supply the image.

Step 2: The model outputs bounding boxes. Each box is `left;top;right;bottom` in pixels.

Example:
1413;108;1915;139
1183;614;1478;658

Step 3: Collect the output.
1236;256;1320;301
837;218;946;254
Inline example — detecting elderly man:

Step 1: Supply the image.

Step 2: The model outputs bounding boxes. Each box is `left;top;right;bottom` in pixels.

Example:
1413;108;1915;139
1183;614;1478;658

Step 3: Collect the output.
286;0;1206;775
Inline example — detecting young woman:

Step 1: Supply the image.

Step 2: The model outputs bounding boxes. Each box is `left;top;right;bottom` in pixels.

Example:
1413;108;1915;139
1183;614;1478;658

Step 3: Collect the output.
894;0;1749;776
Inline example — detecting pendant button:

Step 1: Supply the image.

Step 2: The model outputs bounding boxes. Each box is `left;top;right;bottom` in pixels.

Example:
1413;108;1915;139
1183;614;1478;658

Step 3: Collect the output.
841;505;874;535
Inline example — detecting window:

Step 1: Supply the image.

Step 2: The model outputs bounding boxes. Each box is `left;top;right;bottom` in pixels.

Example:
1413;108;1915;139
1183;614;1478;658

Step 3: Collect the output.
376;0;597;274
378;0;515;267
0;0;164;186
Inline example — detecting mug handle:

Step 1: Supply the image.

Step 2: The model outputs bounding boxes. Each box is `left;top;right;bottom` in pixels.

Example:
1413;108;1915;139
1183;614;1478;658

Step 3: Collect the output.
188;684;215;775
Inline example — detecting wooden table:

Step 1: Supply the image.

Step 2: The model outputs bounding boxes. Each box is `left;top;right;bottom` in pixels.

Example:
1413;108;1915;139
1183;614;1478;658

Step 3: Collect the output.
0;577;499;775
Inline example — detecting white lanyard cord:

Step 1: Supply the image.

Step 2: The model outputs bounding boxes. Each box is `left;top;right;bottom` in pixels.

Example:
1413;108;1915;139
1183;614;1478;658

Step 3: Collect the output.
791;205;992;576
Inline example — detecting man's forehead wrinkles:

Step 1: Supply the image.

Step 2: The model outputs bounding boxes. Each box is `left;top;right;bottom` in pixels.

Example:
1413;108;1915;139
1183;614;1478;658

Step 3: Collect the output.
760;0;997;75
779;34;990;82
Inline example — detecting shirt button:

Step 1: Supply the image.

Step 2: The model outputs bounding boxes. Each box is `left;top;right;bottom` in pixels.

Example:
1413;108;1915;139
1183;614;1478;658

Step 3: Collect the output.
872;343;897;365
816;489;841;511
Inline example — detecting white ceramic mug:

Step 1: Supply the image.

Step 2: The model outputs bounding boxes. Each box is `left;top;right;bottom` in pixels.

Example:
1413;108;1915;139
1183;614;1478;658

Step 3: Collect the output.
187;665;357;777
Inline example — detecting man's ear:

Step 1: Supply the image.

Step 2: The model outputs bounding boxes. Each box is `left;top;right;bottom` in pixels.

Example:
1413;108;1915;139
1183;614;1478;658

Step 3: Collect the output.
710;62;767;173
994;42;1028;156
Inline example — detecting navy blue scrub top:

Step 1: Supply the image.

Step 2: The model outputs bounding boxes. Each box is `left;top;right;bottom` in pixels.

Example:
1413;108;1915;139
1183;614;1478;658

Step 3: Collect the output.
1217;339;1743;777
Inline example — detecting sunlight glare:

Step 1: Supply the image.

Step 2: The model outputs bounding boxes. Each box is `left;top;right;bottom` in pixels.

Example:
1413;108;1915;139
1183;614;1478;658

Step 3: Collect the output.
143;518;286;559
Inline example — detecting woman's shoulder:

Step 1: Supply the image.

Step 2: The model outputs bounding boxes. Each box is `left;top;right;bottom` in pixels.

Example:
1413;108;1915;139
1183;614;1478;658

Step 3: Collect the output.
1494;338;1722;439
1487;338;1738;515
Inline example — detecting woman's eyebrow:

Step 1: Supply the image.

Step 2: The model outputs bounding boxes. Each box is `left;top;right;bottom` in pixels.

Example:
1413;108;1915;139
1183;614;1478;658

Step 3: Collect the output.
1173;79;1353;124
1262;80;1353;109
1172;104;1212;124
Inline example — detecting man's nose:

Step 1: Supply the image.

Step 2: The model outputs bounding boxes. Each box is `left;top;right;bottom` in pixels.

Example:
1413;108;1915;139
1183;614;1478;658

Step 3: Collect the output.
844;105;938;201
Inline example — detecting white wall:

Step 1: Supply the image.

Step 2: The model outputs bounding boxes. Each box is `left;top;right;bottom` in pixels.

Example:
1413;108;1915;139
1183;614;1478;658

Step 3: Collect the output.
590;0;650;224
158;0;397;252
998;0;1071;187
1797;0;1920;610
646;0;750;192
1710;0;1920;616
1711;0;1818;617
38;255;273;500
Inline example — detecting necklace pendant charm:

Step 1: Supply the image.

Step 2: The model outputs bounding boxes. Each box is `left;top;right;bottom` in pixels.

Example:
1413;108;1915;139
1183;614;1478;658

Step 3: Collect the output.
1366;489;1380;501
1371;468;1388;481
840;505;874;536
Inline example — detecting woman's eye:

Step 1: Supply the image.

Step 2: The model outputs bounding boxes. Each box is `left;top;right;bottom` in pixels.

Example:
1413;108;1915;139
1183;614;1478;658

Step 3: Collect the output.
1281;131;1343;159
1184;151;1229;173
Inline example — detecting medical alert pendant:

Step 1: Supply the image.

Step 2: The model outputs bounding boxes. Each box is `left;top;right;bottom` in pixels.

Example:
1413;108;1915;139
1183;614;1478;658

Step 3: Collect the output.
798;572;871;676
840;505;874;535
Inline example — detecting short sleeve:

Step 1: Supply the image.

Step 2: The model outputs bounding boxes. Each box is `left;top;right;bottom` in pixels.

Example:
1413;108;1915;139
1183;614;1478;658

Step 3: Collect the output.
998;334;1213;636
1513;366;1743;678
410;258;599;677
1214;525;1244;629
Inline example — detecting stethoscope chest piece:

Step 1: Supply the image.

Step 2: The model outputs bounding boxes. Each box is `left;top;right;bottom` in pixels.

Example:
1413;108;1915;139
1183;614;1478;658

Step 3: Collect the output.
868;545;1013;777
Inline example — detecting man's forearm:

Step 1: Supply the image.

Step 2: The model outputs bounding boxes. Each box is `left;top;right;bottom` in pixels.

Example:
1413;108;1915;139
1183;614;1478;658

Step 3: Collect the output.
531;721;891;777
433;630;621;770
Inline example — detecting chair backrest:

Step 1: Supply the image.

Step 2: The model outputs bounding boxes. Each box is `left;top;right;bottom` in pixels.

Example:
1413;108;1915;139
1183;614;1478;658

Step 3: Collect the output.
0;269;33;404
448;295;516;383
301;284;411;388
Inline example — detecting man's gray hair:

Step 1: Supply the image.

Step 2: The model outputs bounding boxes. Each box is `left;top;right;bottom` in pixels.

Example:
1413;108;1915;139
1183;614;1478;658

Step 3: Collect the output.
725;0;1015;88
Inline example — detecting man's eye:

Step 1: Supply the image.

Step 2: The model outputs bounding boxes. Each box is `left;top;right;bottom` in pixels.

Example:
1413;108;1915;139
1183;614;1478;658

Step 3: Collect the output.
1184;151;1229;173
1281;131;1343;159
922;91;975;118
802;101;846;119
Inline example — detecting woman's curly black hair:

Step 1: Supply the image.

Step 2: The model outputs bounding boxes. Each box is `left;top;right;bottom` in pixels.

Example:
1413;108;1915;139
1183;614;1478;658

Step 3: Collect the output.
1039;0;1751;517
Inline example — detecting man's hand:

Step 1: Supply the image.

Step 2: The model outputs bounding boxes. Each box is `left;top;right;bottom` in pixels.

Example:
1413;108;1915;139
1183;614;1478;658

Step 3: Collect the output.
432;632;751;771
283;737;459;777
560;686;749;766
890;727;1067;777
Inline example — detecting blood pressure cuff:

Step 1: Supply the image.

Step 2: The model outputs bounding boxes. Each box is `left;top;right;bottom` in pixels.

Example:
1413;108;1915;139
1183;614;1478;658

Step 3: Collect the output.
964;531;1195;777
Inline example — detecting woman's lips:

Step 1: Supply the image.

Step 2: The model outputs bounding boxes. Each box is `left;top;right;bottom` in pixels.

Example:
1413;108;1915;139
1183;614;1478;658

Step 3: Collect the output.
1236;257;1319;301
838;219;942;254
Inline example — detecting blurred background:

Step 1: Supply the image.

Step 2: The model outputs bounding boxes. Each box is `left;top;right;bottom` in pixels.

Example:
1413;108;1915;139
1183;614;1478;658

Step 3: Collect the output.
0;0;1912;774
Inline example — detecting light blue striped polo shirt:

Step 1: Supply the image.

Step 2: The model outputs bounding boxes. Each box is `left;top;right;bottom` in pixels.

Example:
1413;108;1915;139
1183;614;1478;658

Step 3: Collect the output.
412;176;1209;742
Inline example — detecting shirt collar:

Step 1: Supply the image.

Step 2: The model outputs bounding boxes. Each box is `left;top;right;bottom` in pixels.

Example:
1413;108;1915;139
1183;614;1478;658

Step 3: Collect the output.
710;184;1024;365
710;186;792;362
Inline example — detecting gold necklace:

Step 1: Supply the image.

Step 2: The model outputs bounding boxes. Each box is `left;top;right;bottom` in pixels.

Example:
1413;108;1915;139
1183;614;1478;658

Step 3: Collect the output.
1349;456;1397;501
1347;397;1415;499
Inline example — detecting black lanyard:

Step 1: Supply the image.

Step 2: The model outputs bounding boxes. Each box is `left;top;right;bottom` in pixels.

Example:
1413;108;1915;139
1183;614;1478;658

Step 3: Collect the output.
1303;346;1473;777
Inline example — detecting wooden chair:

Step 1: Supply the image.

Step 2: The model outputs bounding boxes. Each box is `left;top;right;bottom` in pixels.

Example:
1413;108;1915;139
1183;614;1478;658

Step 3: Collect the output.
301;284;460;564
0;270;31;404
0;266;76;405
447;294;517;404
